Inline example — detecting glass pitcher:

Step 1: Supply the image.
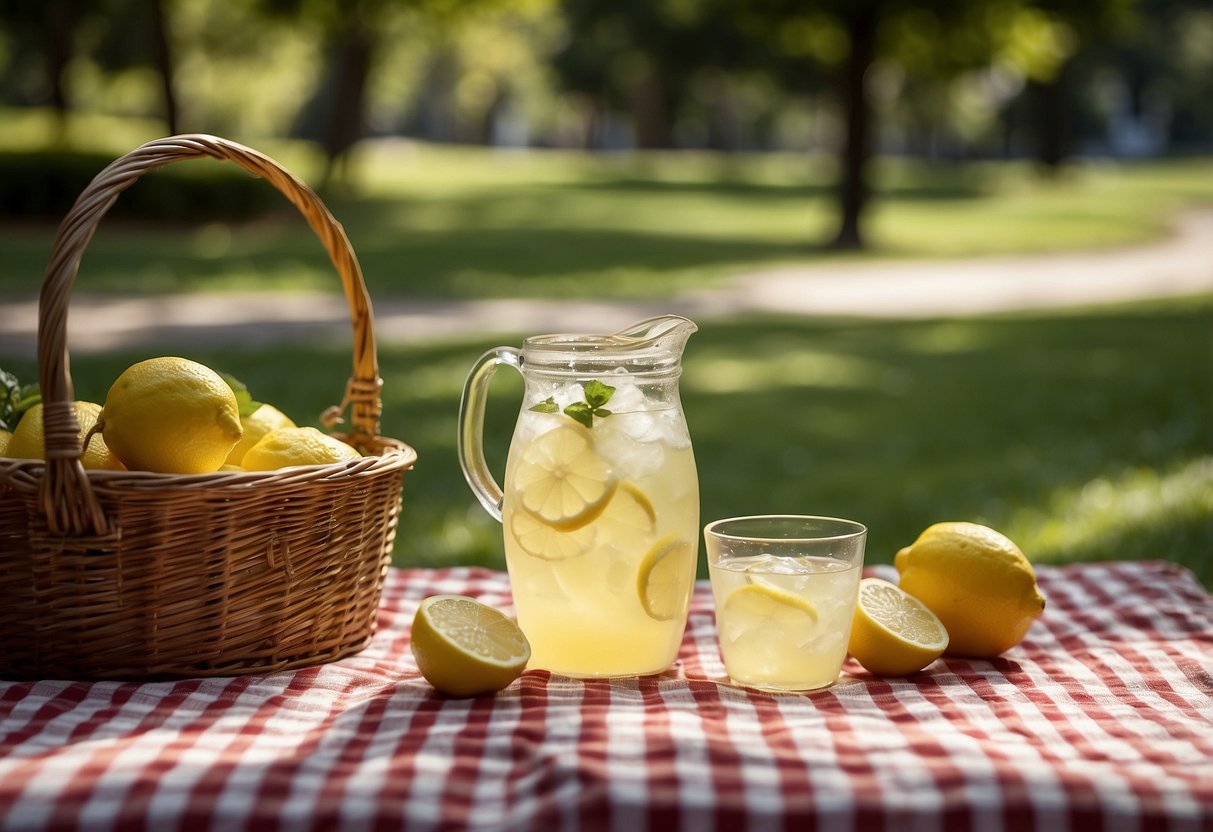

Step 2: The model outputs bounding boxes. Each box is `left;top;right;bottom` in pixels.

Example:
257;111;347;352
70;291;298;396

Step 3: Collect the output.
458;315;700;677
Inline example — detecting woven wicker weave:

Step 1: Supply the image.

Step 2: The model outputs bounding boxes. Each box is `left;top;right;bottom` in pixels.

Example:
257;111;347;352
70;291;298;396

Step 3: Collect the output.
0;134;417;680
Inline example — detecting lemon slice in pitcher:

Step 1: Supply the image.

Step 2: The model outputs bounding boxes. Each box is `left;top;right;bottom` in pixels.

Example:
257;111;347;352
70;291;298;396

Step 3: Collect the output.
637;535;696;621
515;422;616;531
597;481;657;539
510;509;596;561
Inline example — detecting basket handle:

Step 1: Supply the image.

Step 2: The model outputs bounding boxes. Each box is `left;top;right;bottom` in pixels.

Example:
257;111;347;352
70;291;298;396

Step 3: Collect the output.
37;134;384;536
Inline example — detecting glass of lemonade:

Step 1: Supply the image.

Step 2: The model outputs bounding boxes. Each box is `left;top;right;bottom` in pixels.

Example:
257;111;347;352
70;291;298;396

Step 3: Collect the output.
459;316;700;678
705;515;866;691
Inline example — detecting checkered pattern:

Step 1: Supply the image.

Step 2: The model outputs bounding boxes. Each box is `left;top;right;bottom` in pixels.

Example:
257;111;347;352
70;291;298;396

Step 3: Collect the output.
2;561;1210;831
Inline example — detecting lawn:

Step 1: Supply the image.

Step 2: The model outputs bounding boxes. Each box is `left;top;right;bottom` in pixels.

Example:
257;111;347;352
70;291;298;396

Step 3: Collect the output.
2;133;1213;299
5;296;1210;586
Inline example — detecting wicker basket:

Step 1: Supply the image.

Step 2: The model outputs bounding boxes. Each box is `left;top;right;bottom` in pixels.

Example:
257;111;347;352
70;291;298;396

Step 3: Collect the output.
0;134;417;680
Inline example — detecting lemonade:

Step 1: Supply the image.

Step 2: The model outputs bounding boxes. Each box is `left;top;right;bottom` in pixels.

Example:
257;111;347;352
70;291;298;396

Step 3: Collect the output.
502;378;699;677
710;554;862;690
704;515;867;692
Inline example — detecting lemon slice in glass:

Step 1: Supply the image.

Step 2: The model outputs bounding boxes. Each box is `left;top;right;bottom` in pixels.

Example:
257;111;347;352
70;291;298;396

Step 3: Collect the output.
723;583;819;633
848;578;949;676
514;422;616;531
410;595;531;698
637;535;696;620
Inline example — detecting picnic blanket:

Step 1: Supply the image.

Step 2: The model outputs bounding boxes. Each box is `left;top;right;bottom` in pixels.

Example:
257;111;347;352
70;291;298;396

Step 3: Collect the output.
2;561;1211;831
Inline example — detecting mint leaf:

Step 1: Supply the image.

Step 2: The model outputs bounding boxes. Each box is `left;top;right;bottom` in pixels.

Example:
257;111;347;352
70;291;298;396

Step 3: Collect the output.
563;401;594;429
529;397;559;414
583;380;615;409
219;372;262;418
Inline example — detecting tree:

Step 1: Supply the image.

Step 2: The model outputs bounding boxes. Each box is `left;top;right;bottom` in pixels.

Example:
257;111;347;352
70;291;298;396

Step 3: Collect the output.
551;0;749;149
0;0;182;137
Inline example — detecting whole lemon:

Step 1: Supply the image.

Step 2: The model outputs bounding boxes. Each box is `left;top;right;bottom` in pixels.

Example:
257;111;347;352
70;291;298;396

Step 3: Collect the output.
0;428;11;456
99;357;243;474
895;522;1046;658
224;403;296;466
240;426;360;471
6;401;125;470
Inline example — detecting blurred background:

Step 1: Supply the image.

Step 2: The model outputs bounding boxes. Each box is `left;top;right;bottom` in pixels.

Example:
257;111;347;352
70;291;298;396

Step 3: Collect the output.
0;0;1210;583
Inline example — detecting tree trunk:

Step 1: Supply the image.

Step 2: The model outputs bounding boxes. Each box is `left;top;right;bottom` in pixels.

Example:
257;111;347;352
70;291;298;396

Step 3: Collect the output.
321;17;375;190
831;3;879;250
148;0;179;135
632;67;672;149
44;0;73;143
1032;64;1070;174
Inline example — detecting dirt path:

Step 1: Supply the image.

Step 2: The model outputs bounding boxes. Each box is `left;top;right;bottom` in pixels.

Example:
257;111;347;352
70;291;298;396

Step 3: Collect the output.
1;207;1210;359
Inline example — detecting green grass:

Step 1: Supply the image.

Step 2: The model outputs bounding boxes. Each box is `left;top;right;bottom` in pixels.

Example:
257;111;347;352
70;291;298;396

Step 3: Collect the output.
2;137;1212;299
6;296;1210;586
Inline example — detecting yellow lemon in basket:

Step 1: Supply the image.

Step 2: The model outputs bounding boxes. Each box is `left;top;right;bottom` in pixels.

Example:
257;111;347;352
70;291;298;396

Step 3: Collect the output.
6;401;125;470
411;595;531;698
895;522;1046;658
224;403;296;466
98;357;242;474
0;428;11;456
240;426;360;470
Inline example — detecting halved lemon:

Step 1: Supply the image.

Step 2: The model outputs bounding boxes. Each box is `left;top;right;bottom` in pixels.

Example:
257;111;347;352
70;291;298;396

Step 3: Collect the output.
637;535;696;620
848;578;949;676
514;422;616;531
510;508;596;561
410;595;531;698
722;583;819;633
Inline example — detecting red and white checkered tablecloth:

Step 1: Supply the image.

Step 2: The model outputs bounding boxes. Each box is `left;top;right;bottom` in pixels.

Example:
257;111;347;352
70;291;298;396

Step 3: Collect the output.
1;561;1210;831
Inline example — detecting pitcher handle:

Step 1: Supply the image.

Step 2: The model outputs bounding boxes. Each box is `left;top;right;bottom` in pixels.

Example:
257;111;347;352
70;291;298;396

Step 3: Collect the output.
458;346;522;523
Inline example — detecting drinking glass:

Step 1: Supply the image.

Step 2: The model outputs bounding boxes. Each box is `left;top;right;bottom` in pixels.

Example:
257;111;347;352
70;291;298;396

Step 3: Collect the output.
705;515;867;691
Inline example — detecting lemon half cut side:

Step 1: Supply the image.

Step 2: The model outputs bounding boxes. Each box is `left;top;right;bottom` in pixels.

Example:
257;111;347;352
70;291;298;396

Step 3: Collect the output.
848;578;949;676
410;595;531;698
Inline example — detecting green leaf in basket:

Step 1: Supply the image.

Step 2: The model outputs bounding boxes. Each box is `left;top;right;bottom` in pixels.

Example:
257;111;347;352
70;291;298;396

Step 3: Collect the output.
218;372;262;418
0;367;40;432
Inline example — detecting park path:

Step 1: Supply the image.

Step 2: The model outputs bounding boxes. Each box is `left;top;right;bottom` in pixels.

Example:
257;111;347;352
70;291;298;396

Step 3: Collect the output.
1;207;1210;359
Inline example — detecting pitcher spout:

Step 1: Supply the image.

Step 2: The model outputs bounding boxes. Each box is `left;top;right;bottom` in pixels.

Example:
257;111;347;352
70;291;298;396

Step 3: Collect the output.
521;314;697;375
612;315;698;361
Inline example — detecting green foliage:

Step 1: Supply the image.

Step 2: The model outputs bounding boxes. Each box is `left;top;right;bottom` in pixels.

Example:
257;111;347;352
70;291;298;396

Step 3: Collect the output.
0;368;40;432
0;151;282;222
218;372;262;418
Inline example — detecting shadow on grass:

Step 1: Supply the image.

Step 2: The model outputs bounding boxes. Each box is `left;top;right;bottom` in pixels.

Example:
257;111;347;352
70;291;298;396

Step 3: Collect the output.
0;164;994;298
0;215;822;298
7;298;1209;587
